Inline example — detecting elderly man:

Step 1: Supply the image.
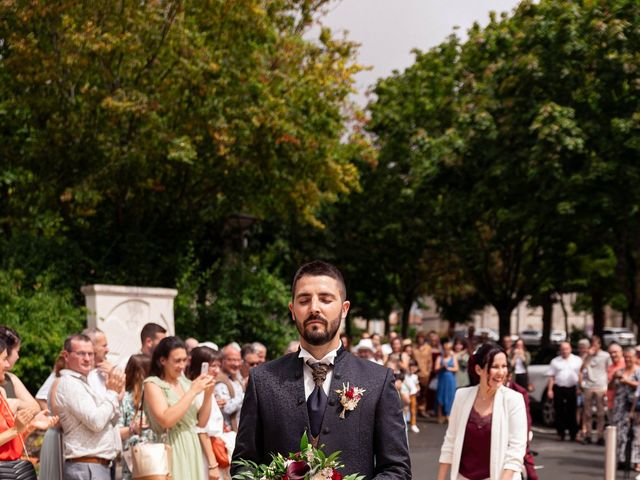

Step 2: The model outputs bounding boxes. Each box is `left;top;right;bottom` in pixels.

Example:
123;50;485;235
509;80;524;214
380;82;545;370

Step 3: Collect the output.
55;333;125;480
606;342;625;411
215;343;245;431
546;341;582;442
579;335;611;445
252;342;267;365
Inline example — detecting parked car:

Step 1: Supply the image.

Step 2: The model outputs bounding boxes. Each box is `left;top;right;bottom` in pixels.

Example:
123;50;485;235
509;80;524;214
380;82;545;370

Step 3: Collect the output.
474;327;500;343
528;363;555;427
602;327;636;346
550;330;567;344
519;329;542;346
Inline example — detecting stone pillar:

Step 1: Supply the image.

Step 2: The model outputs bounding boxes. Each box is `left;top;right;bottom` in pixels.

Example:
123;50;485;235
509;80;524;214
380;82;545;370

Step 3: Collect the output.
81;284;178;369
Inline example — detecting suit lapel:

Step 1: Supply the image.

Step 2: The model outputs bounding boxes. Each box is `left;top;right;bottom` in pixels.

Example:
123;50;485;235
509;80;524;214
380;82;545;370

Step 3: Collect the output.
321;349;352;434
291;355;311;435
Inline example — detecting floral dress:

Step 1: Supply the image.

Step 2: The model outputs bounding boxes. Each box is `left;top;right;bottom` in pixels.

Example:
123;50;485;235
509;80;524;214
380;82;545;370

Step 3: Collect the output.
612;367;640;465
119;390;157;479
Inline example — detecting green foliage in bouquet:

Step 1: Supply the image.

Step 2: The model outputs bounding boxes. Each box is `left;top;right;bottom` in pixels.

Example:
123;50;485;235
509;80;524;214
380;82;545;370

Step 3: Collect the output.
233;432;364;480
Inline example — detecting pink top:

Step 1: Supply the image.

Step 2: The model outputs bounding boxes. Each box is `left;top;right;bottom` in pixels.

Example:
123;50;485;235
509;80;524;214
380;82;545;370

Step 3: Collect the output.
459;407;492;480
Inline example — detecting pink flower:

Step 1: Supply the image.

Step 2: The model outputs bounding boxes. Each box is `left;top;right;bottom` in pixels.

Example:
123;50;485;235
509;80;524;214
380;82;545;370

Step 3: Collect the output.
286;461;311;480
345;388;355;399
332;470;343;480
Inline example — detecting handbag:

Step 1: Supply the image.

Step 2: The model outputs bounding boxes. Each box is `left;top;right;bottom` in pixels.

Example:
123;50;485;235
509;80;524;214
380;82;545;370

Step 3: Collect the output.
210;436;230;468
0;459;37;480
131;390;173;480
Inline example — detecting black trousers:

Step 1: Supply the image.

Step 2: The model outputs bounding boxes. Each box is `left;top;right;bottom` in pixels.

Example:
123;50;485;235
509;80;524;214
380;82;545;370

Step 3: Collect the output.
554;385;578;438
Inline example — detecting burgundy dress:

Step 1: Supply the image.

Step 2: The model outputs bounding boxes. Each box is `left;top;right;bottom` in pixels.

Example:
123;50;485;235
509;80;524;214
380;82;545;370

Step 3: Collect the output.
459;408;492;480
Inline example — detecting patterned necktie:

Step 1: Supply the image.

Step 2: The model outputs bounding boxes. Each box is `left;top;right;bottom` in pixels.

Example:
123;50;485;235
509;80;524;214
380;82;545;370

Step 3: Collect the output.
307;361;331;438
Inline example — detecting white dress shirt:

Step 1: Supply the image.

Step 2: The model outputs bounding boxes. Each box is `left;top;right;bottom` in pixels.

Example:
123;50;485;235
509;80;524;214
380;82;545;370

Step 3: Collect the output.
298;346;340;399
547;354;582;388
55;369;121;460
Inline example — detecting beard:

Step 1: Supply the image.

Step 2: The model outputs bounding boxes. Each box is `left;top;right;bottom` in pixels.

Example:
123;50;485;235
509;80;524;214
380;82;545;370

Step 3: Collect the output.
295;312;342;346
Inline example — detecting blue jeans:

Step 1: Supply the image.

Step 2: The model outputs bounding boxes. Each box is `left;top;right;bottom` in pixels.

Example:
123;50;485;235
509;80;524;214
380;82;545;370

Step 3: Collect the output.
64;461;111;480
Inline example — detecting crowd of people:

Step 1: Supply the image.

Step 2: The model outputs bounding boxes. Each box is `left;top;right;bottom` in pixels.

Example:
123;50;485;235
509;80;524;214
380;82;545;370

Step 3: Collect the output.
0;323;272;479
1;317;640;478
546;335;640;472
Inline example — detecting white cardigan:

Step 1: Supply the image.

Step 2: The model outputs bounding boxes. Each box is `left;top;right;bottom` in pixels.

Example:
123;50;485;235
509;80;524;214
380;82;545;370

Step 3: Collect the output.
439;385;527;480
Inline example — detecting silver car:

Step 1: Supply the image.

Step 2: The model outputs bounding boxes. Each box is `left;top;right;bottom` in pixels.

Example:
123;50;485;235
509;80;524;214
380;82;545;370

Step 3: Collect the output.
602;327;636;346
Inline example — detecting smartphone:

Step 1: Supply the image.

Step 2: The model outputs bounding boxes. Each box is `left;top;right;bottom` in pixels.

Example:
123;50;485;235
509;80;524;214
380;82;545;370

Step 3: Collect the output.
200;362;209;376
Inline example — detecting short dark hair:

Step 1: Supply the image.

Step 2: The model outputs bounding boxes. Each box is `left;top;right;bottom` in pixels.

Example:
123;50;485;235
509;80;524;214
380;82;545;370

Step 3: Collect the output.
241;343;258;359
0;326;20;356
140;323;167;344
0;338;7;356
149;336;186;378
187;346;221;380
291;260;346;300
63;334;93;352
469;342;505;387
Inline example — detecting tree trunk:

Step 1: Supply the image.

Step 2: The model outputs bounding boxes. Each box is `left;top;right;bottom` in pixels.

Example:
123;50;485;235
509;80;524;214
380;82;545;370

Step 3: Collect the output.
495;304;513;340
401;294;413;339
591;288;605;338
541;291;553;349
559;294;570;340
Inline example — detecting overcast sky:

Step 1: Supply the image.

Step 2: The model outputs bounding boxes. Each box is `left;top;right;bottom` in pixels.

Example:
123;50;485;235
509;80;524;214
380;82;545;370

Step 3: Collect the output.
318;0;523;106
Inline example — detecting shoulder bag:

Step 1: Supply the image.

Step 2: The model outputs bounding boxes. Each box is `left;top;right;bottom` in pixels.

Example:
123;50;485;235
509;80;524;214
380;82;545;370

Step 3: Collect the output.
131;389;173;480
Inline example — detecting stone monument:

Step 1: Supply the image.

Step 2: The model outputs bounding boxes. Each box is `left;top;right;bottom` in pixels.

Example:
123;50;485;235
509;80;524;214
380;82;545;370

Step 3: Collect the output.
81;284;178;368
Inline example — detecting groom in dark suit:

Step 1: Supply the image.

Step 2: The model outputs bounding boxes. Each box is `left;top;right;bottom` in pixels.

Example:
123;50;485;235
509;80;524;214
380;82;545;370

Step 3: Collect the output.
232;261;411;479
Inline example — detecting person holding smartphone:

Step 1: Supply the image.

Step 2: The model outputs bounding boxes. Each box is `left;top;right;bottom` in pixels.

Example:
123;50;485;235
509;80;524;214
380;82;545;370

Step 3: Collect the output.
188;347;237;480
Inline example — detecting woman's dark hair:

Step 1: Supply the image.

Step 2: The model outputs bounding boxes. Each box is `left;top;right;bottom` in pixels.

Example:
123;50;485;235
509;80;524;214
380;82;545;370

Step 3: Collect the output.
125;354;151;408
149;336;186;378
469;342;505;387
187;346;221;380
0;338;7;356
0;326;20;355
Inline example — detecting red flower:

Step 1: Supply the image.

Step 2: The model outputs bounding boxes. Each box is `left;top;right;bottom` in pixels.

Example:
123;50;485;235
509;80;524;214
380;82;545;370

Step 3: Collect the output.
286;461;311;480
332;470;343;480
345;388;355;399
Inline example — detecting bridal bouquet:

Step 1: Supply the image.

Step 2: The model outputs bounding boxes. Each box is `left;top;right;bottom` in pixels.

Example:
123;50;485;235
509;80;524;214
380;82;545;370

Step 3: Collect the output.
232;433;364;480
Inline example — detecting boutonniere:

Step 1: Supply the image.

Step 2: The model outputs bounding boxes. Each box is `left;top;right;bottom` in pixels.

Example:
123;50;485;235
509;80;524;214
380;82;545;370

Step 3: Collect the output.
335;382;366;418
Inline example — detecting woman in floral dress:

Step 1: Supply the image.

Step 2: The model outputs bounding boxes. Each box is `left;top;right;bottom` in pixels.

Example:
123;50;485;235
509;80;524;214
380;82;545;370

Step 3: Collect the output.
611;347;640;471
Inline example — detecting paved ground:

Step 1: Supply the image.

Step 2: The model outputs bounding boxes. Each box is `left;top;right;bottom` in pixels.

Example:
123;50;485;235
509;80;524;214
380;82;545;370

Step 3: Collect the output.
409;417;614;479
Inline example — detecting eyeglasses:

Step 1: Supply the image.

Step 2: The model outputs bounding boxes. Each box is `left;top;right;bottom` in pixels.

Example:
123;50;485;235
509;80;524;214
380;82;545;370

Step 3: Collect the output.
246;361;261;367
71;351;95;358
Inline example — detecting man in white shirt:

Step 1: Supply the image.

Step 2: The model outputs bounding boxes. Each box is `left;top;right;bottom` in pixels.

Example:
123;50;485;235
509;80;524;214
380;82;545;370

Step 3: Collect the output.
55;333;125;480
215;343;245;431
546;341;582;441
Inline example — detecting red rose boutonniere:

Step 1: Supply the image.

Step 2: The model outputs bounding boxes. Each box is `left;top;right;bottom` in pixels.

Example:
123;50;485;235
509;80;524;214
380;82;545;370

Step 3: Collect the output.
335;383;365;419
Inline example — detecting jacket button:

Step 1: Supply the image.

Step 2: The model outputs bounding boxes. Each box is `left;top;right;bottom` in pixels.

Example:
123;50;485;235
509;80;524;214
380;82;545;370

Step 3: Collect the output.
322;427;330;434
298;398;305;405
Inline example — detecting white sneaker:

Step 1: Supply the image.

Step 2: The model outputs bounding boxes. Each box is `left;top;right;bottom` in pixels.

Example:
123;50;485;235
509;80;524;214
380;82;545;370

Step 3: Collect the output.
410;425;420;433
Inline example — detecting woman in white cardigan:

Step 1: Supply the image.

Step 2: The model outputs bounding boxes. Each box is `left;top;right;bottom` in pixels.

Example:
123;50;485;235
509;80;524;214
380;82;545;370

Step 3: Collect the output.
438;343;527;480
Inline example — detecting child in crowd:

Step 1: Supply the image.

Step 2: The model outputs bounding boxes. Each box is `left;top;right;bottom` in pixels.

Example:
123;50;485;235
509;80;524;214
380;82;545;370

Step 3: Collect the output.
404;360;421;433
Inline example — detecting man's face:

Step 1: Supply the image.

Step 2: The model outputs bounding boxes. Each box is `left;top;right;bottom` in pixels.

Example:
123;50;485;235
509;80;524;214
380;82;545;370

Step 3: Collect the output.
243;353;261;369
255;346;267;364
150;332;167;352
65;340;95;377
222;348;242;375
560;342;572;358
609;345;622;363
93;333;109;364
289;275;350;347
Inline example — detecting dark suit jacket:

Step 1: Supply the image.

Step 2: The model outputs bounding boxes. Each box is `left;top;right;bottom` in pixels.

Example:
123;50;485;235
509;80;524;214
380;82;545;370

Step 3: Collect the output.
232;349;411;479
